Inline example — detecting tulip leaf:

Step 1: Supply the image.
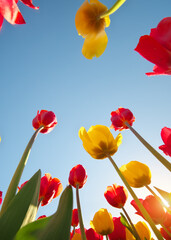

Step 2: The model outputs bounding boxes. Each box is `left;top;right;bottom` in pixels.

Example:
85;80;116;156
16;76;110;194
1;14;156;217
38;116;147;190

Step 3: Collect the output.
0;170;41;240
154;186;171;206
37;185;73;240
0;127;42;216
120;212;133;234
14;216;52;240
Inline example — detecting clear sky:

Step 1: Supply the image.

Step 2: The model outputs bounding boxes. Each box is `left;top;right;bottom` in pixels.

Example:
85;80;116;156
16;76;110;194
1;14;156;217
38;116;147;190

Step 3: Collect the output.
0;0;171;235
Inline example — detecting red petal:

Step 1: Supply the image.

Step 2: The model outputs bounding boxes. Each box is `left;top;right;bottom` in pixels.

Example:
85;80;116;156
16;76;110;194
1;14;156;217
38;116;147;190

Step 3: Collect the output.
150;17;171;52
0;14;4;30
161;127;171;146
0;0;25;25
20;0;39;9
135;35;171;70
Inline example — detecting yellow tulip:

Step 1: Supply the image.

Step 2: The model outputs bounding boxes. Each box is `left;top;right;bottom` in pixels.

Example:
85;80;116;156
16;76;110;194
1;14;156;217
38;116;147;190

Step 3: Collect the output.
72;232;82;240
75;0;110;59
90;208;114;235
120;161;151;188
126;221;151;240
79;125;122;159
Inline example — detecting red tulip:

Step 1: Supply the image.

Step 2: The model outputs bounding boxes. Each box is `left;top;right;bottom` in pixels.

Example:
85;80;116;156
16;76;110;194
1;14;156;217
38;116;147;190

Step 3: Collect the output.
135;17;171;76
32;110;57;134
104;184;128;208
159;127;171;157
86;228;103;240
71;209;79;227
163;210;171;228
110;107;135;131
160;227;171;240
18;180;28;191
37;215;47;220
131;195;166;225
39;173;63;206
0;191;2;205
0;0;38;31
69;164;87;189
108;217;126;240
18;173;63;206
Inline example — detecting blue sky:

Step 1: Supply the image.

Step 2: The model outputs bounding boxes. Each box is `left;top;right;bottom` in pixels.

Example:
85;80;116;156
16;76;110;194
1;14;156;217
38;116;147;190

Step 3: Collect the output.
0;0;171;234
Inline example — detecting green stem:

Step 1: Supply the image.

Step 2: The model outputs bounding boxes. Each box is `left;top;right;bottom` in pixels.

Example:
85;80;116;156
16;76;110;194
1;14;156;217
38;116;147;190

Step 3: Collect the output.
106;154;164;240
125;122;171;172
0;126;43;216
161;224;171;237
122;207;141;240
99;0;126;19
76;184;87;240
106;235;109;240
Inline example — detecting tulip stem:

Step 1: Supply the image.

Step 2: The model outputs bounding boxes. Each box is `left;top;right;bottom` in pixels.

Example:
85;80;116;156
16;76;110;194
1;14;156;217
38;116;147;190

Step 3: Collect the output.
145;185;170;212
106;154;164;240
106;235;109;240
99;0;126;19
125;122;171;172
122;207;141;240
161;224;171;237
0;126;44;216
76;184;87;240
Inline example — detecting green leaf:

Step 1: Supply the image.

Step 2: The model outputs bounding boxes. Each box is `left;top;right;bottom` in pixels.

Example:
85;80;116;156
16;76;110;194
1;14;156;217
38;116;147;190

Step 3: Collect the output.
0;127;43;216
0;170;41;240
15;216;52;240
154;186;171;206
37;185;73;240
120;212;133;234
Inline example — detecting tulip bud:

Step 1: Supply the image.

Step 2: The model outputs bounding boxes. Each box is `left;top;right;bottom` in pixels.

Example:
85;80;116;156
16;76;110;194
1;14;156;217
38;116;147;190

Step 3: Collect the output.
110;107;135;131
104;184;128;208
69;164;87;189
32;110;57;134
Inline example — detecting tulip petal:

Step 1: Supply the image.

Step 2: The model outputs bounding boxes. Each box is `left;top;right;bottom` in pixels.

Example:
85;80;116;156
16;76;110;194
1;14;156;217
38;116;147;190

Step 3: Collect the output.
135;35;171;70
82;31;108;59
161;127;171;146
150;17;171;52
20;0;39;9
0;14;4;30
0;0;25;25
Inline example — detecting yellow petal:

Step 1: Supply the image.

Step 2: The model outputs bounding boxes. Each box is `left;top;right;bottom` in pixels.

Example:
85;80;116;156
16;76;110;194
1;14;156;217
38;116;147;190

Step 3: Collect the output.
82;31;108;59
75;0;108;37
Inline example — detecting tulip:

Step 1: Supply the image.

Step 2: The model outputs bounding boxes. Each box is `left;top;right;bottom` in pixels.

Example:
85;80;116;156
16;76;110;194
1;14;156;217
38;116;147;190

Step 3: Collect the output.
37;215;47;220
71;209;79;227
75;0;110;59
86;228;103;240
39;173;63;206
70;228;82;239
0;0;38;31
18;173;63;206
159;127;171;157
119;161;151;188
79;125;122;159
69;164;87;189
72;232;82;240
131;195;166;225
163;210;171;228
108;217;126;240
104;184;128;208
125;221;151;240
0;191;2;205
110;107;135;131
160;227;171;240
135;17;171;76
32;110;57;134
90;208;114;235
